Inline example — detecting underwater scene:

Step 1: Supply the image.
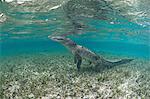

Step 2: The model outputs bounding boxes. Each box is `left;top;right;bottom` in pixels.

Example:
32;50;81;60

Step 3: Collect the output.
0;0;150;98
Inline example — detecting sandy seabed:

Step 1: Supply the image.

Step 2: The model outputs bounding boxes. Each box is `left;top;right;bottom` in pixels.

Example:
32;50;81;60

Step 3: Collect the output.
0;53;150;99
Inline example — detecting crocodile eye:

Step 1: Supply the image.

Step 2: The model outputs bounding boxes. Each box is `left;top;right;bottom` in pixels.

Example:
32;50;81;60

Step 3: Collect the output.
57;38;64;40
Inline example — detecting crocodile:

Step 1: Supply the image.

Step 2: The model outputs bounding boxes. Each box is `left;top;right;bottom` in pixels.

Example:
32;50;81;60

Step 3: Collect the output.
49;36;133;70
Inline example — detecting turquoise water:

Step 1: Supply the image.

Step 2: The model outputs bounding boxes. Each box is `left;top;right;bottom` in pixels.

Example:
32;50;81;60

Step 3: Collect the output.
0;38;150;59
0;19;150;59
0;1;150;59
1;0;150;98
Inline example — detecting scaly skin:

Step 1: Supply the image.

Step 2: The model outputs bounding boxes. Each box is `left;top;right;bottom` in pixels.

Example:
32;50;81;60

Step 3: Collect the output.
49;36;133;70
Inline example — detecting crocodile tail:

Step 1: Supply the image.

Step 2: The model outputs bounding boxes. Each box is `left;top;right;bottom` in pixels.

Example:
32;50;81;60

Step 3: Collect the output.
104;59;133;68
